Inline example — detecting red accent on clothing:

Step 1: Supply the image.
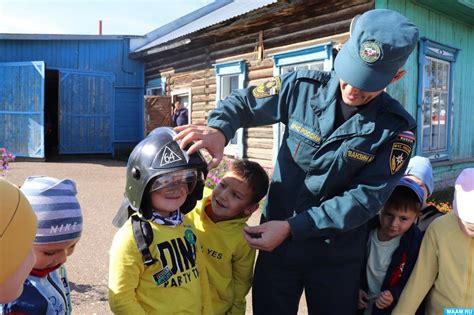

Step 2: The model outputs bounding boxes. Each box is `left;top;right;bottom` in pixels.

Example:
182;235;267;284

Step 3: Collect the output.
388;252;407;287
29;264;61;278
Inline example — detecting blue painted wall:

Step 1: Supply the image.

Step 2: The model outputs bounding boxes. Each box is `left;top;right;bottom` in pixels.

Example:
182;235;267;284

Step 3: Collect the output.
0;37;144;156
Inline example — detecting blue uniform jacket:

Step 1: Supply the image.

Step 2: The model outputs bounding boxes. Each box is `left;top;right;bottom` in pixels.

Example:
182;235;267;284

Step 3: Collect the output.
359;217;423;315
208;70;416;240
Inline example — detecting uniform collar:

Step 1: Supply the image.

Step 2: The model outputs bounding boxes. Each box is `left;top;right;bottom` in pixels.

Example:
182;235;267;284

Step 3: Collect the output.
310;71;340;113
311;72;378;139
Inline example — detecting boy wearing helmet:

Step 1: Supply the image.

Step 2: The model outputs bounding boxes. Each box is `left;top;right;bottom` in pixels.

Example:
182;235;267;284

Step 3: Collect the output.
108;127;212;314
0;178;37;304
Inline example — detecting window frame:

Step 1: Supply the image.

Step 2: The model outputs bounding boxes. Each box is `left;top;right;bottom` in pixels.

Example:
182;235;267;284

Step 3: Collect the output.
417;38;459;162
215;60;246;158
145;77;166;96
271;43;333;162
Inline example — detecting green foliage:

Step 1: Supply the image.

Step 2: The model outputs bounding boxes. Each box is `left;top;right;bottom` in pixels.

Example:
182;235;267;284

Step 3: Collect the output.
205;157;230;189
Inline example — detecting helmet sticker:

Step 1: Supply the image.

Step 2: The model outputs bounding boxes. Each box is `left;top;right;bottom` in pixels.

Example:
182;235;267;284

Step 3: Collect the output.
160;146;183;166
359;41;381;63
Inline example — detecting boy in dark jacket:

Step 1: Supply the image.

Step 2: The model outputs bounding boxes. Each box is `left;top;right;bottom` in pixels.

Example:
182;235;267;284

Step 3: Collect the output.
358;177;424;315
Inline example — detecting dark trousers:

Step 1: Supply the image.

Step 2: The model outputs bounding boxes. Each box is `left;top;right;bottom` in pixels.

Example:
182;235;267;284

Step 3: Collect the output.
252;224;367;315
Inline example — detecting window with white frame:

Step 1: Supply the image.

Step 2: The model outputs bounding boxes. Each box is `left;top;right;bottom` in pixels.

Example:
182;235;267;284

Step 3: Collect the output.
418;38;458;161
215;60;246;158
146;77;165;96
271;43;333;162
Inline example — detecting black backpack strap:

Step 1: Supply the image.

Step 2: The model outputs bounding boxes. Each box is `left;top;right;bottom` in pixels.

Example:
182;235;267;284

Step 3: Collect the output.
131;215;157;266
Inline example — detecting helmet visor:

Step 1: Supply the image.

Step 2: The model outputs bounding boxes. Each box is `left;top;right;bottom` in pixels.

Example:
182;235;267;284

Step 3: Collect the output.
150;169;198;194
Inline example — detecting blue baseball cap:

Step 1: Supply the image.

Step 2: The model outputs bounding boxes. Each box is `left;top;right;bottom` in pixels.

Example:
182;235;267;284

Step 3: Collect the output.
397;177;424;204
334;9;419;92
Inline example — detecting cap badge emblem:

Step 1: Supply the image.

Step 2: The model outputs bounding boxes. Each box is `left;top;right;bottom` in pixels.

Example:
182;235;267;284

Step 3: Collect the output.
359;41;381;63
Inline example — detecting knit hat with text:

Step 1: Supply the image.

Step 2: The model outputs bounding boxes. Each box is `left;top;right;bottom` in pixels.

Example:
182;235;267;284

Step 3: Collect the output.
21;176;82;244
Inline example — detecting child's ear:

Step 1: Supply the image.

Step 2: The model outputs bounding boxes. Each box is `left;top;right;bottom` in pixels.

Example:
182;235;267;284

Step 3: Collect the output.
243;203;259;216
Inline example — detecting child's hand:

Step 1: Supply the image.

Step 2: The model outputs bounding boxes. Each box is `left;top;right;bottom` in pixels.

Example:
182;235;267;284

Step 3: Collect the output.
375;290;393;309
358;289;369;309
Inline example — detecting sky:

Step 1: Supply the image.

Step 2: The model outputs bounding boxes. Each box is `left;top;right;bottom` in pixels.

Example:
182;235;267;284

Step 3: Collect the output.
0;0;213;36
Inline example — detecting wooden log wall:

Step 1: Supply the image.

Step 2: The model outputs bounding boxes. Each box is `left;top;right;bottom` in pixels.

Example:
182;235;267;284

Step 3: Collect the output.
143;0;374;167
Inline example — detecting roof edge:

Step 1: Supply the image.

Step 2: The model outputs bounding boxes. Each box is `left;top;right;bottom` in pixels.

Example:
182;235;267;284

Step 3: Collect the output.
129;0;232;52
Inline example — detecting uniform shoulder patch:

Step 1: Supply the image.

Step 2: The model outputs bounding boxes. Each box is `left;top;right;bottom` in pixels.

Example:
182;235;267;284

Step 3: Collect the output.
252;76;281;98
389;131;415;175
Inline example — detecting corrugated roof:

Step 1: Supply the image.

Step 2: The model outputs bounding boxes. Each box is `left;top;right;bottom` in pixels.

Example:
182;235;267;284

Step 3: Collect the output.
134;0;277;53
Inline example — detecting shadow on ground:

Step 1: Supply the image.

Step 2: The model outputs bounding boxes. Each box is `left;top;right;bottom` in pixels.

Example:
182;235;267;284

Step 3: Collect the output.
70;282;109;303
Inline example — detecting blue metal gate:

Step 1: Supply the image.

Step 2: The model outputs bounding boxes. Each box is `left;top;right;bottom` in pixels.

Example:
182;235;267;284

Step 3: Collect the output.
0;61;45;158
59;70;114;154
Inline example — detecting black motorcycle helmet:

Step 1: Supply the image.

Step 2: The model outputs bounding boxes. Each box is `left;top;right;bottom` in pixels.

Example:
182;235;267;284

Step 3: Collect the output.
125;127;208;219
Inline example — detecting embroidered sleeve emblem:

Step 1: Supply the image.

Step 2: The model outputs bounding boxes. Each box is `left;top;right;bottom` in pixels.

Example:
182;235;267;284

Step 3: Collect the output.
252;76;281;98
389;131;415;175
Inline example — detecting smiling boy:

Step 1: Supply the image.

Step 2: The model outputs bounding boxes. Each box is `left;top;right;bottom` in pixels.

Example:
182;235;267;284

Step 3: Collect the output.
108;127;212;315
188;159;269;315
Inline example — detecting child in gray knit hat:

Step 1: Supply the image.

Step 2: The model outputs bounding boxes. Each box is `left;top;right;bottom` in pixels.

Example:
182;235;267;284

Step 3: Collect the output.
1;176;83;315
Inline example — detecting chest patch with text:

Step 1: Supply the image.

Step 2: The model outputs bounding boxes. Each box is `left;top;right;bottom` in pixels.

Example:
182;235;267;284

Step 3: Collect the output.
289;122;321;143
346;148;375;163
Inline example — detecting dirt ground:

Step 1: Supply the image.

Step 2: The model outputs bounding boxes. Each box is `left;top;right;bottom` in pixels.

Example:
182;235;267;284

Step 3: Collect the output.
6;157;307;314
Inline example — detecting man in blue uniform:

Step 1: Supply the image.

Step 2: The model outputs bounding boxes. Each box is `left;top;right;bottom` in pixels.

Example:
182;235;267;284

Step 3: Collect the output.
175;9;419;315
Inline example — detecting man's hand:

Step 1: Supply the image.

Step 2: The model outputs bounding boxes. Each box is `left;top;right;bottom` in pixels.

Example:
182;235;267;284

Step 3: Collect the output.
243;221;291;252
375;290;393;309
174;125;226;169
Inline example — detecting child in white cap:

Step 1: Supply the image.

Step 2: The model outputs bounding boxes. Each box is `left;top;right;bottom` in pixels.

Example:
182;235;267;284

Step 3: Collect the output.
393;168;474;314
0;178;37;304
1;176;83;315
404;156;444;231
